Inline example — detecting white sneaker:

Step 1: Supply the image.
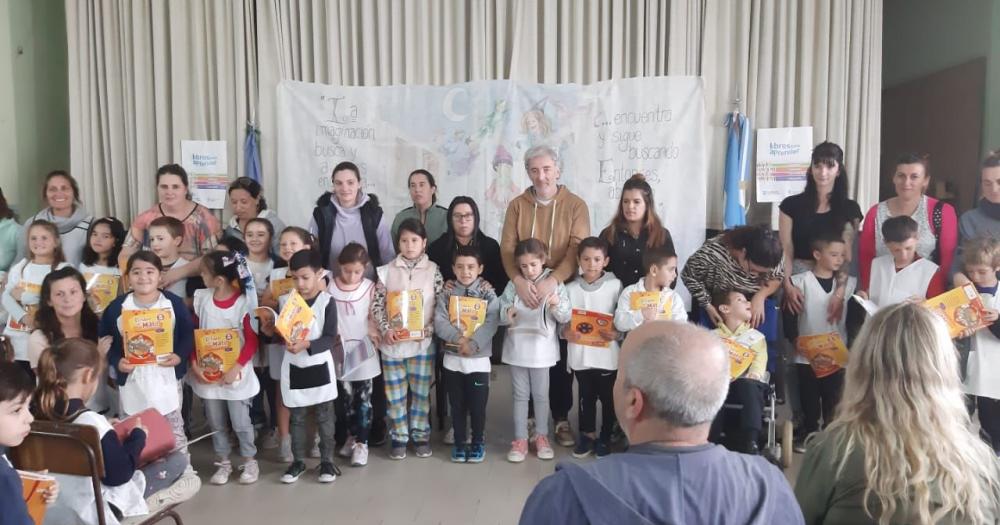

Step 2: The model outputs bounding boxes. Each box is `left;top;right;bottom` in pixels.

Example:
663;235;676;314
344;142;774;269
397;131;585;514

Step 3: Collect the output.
310;435;321;458
238;459;259;484
260;429;280;450
278;435;293;463
209;460;232;485
443;427;455;445
145;472;201;515
351;442;369;467
338;436;355;458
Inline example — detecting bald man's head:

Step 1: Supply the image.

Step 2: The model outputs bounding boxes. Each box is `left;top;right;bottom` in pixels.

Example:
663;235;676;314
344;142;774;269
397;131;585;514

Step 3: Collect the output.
616;321;730;428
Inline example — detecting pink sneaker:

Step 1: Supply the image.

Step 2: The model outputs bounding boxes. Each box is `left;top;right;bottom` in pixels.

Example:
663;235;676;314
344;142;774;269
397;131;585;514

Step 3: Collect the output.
534;435;555;460
507;439;529;463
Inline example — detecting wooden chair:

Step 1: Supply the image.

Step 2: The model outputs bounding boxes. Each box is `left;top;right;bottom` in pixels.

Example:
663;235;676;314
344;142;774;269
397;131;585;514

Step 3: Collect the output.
10;420;185;525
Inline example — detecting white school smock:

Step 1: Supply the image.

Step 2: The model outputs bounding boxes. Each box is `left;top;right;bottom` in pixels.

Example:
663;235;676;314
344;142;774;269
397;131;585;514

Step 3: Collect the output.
117;293;181;416
869;255;937;307
188;289;260;401
375;255;438;360
499;270;571;369
267;267;292;378
965;291;1000;399
566;273;623;372
613;279;687;333
279;291;339;407
246;258;274;367
790;272;856;365
2;259;71;361
329;278;381;381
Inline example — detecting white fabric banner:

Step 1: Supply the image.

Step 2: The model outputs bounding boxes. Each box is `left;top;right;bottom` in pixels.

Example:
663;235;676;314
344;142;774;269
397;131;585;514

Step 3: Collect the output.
276;77;706;304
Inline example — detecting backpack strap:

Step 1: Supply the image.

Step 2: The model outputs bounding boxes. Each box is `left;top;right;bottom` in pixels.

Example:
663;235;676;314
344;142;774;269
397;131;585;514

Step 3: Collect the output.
930;199;944;263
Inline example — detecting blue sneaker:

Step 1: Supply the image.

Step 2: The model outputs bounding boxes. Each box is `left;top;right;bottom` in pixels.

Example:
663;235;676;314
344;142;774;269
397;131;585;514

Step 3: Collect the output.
595;439;611;458
572;434;594;458
450;445;467;463
467;443;486;463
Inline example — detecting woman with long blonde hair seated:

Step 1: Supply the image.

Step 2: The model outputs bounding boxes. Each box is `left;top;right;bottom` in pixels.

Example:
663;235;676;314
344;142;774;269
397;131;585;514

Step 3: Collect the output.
795;303;1000;524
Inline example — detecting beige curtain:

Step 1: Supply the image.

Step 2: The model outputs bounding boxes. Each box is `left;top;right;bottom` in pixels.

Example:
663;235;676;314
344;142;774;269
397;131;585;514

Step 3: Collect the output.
66;0;256;220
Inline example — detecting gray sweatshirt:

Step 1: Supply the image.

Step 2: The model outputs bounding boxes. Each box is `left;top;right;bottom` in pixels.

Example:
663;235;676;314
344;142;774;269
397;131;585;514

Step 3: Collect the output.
433;277;500;360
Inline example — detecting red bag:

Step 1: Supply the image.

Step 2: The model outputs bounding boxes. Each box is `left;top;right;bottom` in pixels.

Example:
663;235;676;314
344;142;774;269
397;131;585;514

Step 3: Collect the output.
113;409;176;467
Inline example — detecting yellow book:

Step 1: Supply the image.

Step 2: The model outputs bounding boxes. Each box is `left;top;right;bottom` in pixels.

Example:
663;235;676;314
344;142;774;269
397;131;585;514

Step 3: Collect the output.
629;290;671;319
122;308;174;365
276;290;314;343
84;273;120;313
19;470;55;525
388;289;425;341
569;309;614;348
924;283;989;339
722;338;755;380
270;277;295;299
195;328;240;382
796;332;849;378
448;296;487;347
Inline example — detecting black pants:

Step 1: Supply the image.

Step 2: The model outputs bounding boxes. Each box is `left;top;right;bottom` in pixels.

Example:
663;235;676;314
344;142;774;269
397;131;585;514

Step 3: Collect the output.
797;364;844;435
710;378;766;440
444;369;489;445
575;369;616;441
250;367;275;428
370;373;388;438
978;396;1000;453
529;339;573;422
435;344;448;429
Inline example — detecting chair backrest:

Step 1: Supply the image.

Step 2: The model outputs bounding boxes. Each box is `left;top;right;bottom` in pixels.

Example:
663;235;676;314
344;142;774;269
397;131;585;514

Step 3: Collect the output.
10;420;106;478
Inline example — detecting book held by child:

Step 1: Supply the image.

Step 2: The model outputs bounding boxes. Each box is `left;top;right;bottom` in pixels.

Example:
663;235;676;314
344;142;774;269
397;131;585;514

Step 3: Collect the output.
122;308;174;365
388;289;425;341
194;328;241;382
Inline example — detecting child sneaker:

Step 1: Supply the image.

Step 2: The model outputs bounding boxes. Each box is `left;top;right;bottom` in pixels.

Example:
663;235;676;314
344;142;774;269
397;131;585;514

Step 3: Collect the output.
390;440;407;460
594;440;611;458
278;435;293;463
280;461;307;484
351;442;369;467
572;435;595;458
554;421;575;447
507;439;528;463
534;435;555;460
467;443;486;463
338;436;356;458
414;441;433;458
318;461;339;483
210;460;232;485
450;445;467;463
238;459;259;484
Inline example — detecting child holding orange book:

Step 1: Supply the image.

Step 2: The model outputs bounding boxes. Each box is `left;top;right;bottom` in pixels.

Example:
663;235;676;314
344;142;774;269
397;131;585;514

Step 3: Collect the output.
960;238;1000;453
614;245;686;333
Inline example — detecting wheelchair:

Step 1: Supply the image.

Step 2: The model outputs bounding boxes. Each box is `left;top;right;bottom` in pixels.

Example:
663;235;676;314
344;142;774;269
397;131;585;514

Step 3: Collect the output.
712;373;794;469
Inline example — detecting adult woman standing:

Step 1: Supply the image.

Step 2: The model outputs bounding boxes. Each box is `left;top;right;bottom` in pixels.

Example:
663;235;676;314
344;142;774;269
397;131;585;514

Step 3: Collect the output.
427;196;507;290
681;225;784;327
795;303;1000;523
599;174;674;287
955;150;1000;285
0;187;18;277
779;142;863;315
224;176;286;254
858;153;958;292
15;171;94;266
391;169;449;247
118;164;223;285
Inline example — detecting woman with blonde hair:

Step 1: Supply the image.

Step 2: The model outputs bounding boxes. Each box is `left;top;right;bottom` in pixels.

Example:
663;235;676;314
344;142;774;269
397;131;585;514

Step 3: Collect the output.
795;303;1000;524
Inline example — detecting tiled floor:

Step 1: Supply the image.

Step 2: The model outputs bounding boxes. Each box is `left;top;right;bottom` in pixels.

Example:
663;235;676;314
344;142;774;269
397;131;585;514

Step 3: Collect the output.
179;365;802;524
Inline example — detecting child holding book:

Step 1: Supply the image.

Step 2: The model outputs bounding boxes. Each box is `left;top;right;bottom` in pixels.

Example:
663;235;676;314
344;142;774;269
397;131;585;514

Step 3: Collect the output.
709;289;768;454
147;216;189;302
371;218;442;460
784;233;856;441
260;249;340;484
2;219;71;376
100;251;194;456
188;251;260;485
563;237;622;458
433;245;500;463
960;238;1000;452
499;238;571;463
0;361;58;525
34;338;194;524
330;243;381;467
614;245;686;333
858;216;941;308
79;217;126;315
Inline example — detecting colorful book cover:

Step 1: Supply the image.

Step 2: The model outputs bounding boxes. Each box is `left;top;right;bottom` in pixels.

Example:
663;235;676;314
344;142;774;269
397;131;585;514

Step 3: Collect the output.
194;328;240;381
276;290;314;343
722;338;755;380
7;282;42;332
388;289;425;341
122;308;174;365
447;296;487;346
84;273;120;313
924;283;990;339
270;277;295;299
629;291;670;319
19;470;55;525
569;308;615;348
796;332;849;378
7;304;38;332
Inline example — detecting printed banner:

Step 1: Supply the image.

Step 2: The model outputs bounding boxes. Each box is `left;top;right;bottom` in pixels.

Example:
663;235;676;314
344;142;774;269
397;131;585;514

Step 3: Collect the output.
181;140;229;209
276;77;707;308
755;127;813;203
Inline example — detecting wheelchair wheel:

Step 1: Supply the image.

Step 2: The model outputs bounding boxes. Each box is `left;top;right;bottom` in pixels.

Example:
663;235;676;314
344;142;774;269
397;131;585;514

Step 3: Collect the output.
781;420;794;468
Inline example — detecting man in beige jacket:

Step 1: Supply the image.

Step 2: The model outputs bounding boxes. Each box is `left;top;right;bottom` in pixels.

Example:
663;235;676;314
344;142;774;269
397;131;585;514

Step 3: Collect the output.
500;144;591;447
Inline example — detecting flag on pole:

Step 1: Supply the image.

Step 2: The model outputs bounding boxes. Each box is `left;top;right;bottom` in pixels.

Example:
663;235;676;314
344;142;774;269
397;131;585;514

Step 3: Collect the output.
244;122;261;183
723;111;751;228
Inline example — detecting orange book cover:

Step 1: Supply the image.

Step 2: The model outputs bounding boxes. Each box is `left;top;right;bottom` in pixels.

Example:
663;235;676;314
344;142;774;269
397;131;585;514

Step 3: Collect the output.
569;309;614;348
447;296;487;347
924;283;990;339
276;290;314;343
722;338;755;380
84;273;120;314
195;328;240;381
122;308;174;365
270;277;295;299
19;469;55;525
388;290;424;341
796;332;849;378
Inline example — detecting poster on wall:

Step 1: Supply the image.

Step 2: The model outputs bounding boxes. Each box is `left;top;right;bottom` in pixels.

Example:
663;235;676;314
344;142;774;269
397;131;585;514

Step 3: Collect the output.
276;77;707;307
181;140;229;209
754;127;813;203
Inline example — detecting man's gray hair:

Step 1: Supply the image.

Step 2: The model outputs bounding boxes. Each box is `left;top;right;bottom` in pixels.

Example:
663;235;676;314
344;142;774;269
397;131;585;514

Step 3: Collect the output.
523;144;560;170
622;331;730;427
